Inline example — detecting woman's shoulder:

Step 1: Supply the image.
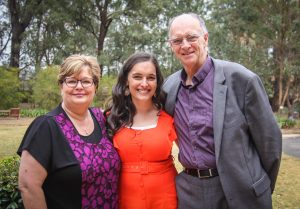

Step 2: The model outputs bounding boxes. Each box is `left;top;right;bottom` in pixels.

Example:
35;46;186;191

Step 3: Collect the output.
29;105;63;128
90;107;106;124
29;114;54;129
90;107;104;115
21;115;58;144
26;105;64;134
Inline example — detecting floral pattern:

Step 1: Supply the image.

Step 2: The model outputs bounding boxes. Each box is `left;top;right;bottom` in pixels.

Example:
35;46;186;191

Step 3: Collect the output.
55;108;120;209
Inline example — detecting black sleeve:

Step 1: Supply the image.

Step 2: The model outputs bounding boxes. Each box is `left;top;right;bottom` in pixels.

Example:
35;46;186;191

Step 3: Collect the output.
17;115;53;172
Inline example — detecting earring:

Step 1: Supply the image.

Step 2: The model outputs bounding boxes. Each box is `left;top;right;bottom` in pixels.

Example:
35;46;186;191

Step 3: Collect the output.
125;87;130;96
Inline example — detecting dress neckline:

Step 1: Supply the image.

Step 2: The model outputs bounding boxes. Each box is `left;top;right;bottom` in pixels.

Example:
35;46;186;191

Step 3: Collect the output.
125;110;166;131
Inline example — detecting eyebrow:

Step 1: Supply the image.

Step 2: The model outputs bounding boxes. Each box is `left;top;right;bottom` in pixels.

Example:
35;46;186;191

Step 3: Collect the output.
66;76;93;79
170;32;203;39
131;72;156;76
171;33;199;38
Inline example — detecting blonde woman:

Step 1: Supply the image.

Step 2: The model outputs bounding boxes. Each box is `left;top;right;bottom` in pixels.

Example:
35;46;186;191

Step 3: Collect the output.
18;54;120;209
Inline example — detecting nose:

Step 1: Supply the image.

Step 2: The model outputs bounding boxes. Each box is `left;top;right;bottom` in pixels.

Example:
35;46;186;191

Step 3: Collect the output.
140;78;149;87
75;81;84;89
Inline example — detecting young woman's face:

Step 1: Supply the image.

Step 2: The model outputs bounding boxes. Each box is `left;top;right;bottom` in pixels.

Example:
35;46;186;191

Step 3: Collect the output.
127;61;157;104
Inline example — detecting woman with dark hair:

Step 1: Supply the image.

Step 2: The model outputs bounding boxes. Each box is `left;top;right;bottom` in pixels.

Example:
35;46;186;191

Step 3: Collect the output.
105;52;178;209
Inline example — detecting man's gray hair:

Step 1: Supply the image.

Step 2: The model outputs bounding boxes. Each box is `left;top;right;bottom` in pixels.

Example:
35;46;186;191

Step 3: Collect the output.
168;13;208;37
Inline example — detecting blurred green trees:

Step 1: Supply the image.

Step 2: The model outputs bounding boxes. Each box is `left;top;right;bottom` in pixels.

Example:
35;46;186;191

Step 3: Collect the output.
0;67;23;109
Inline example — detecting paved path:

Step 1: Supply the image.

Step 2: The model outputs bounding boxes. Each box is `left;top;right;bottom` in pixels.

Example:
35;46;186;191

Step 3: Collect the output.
283;134;300;159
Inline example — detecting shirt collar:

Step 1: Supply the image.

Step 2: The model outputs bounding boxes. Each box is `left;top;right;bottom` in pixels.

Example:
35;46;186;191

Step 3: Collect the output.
180;56;213;88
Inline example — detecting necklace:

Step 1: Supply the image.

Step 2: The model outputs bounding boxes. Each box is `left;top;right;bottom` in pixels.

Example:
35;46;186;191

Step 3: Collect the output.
82;127;89;135
62;105;92;135
75;116;92;135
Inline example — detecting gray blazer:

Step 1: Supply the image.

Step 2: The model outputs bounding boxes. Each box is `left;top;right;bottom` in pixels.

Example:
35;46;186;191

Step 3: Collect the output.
163;58;282;208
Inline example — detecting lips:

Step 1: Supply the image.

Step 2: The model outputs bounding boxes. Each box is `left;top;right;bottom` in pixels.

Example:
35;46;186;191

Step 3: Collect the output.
137;89;150;94
182;51;194;56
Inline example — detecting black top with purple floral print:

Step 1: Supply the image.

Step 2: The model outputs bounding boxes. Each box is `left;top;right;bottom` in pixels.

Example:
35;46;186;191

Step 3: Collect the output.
18;104;121;209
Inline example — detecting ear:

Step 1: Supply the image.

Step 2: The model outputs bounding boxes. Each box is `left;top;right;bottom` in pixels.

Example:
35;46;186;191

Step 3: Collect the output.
169;43;175;53
59;82;64;95
204;33;209;44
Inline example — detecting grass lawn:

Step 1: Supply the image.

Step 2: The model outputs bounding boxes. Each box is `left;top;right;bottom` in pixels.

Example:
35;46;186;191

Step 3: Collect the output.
0;118;34;158
0;117;299;208
273;154;300;209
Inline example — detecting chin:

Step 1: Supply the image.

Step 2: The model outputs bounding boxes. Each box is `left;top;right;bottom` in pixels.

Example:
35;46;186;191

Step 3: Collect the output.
73;100;91;105
133;96;153;102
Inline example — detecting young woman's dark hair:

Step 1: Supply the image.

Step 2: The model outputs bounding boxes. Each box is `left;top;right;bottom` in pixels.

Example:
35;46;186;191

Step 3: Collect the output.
104;52;165;139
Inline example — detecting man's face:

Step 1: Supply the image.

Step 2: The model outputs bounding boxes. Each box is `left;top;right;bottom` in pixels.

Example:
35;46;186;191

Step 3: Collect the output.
169;15;208;72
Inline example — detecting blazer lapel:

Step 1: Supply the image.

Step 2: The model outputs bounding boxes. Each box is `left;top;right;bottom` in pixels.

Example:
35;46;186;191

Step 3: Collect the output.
164;70;182;115
212;59;227;160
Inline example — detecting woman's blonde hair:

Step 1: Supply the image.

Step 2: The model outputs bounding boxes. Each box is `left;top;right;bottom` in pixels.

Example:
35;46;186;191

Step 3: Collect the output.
57;54;101;89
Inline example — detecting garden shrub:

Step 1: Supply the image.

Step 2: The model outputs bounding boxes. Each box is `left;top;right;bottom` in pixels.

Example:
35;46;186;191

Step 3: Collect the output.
277;117;297;129
0;156;23;209
21;108;48;117
281;119;297;129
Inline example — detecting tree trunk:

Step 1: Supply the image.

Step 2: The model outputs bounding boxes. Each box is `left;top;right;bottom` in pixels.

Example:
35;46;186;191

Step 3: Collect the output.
286;98;294;118
280;75;293;107
270;1;293;112
10;27;23;68
34;17;43;72
9;0;24;68
96;2;113;77
8;0;43;68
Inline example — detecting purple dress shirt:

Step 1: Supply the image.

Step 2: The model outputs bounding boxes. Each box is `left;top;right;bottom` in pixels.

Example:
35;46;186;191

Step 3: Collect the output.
174;57;216;169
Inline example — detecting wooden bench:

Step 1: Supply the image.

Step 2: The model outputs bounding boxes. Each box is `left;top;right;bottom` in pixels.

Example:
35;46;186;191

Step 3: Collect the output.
0;108;20;119
10;108;21;119
0;110;10;117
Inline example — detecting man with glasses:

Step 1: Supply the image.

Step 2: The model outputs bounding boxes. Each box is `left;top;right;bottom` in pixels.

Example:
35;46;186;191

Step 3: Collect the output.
163;13;282;209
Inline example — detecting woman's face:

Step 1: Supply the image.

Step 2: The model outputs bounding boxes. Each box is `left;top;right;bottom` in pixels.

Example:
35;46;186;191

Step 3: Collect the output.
127;61;157;104
60;65;96;108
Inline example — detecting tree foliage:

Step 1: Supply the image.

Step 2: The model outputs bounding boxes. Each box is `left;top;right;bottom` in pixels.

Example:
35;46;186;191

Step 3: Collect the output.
210;0;300;112
94;75;117;108
32;65;61;110
0;67;23;109
0;0;299;113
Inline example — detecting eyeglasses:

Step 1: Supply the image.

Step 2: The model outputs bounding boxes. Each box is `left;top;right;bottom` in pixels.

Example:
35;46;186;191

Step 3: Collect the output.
169;34;201;46
64;77;94;88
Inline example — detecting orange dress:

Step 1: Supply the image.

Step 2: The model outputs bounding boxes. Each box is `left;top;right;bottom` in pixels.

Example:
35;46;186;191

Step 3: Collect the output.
113;111;178;209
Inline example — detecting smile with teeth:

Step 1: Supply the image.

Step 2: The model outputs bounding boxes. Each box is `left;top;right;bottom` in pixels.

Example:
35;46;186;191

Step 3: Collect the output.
137;89;150;94
182;51;194;56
